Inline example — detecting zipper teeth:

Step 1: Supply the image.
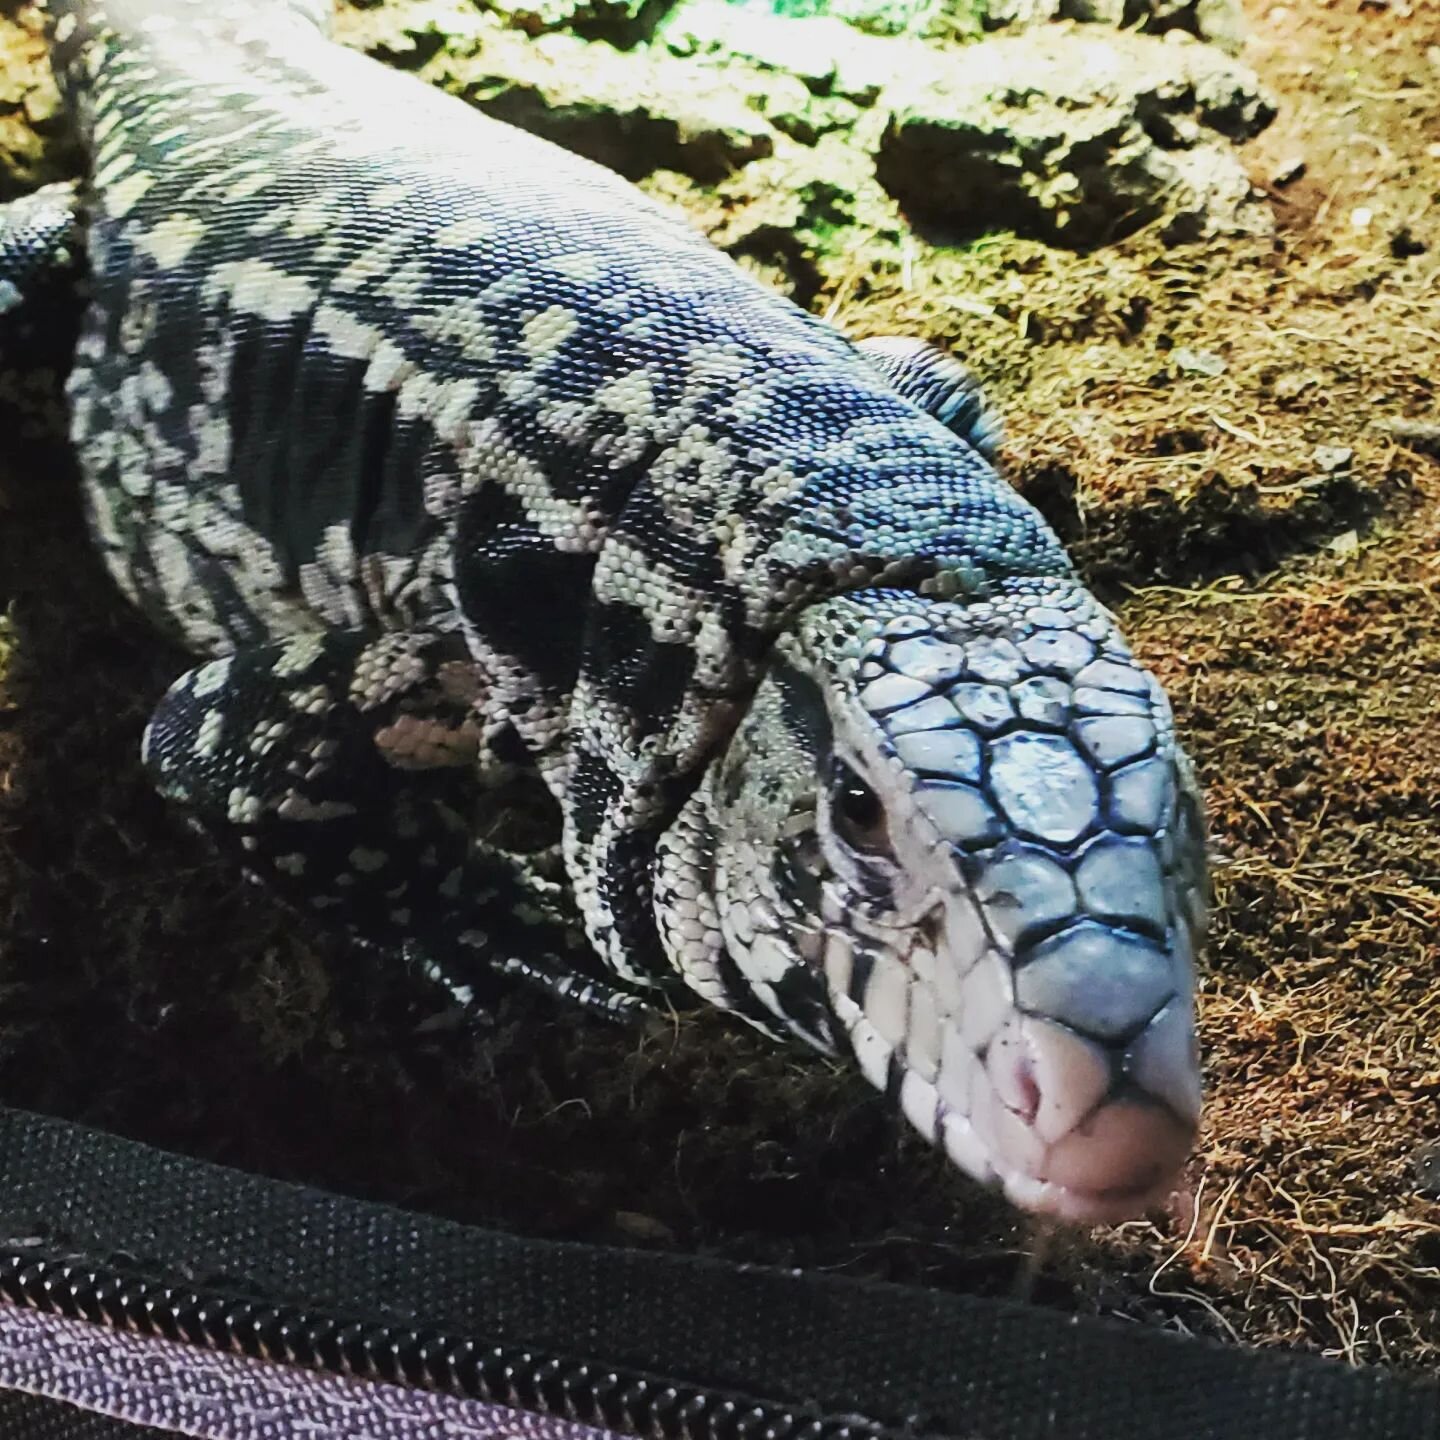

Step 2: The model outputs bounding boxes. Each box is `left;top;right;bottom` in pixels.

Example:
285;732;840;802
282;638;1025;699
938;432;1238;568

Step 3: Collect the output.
0;1251;880;1440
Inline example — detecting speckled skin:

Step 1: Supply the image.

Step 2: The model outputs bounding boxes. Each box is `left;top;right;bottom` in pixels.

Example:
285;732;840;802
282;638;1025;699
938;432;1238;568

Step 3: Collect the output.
3;0;1208;1219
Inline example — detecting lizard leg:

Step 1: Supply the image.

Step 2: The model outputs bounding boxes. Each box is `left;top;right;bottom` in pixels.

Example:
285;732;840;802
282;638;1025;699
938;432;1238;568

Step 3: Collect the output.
0;181;86;426
141;627;644;1018
854;334;1005;462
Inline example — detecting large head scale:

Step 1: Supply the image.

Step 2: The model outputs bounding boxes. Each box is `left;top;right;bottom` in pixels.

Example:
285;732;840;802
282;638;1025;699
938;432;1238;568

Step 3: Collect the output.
655;576;1206;1223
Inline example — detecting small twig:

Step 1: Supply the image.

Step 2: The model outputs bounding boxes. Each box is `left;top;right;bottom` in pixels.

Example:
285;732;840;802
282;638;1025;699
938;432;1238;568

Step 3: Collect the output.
1249;1214;1440;1240
1199;1173;1242;1266
1147;1176;1245;1343
1209;413;1264;445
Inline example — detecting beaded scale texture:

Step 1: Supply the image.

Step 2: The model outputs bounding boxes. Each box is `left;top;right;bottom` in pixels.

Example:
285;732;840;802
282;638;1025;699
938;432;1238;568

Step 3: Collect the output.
4;0;1210;1221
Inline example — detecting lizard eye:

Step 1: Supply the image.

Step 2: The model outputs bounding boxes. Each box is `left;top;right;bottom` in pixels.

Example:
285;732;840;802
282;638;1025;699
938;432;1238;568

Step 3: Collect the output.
830;761;893;858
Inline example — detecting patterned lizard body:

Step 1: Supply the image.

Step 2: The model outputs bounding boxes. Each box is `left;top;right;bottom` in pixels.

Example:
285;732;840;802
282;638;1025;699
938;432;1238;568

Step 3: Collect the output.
6;0;1208;1221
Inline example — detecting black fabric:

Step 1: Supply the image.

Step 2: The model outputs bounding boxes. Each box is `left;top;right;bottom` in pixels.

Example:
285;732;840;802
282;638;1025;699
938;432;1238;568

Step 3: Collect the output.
0;1392;164;1440
1;1105;1437;1440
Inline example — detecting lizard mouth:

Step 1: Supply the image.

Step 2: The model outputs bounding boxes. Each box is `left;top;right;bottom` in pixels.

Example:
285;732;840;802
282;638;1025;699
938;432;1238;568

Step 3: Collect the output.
1002;1168;1185;1227
937;1084;1196;1226
823;917;1200;1225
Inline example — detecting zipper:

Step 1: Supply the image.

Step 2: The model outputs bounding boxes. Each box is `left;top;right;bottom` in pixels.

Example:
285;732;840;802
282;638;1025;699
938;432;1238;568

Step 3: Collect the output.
0;1246;882;1440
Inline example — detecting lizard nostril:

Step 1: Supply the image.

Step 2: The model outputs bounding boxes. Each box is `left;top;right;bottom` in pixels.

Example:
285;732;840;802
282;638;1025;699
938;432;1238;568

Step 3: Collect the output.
984;1015;1114;1146
988;1019;1045;1126
1012;1055;1041;1126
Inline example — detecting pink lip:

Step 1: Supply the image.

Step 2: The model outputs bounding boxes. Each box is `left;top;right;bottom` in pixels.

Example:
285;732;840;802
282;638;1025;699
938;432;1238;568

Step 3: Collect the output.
999;1167;1184;1226
993;1100;1196;1225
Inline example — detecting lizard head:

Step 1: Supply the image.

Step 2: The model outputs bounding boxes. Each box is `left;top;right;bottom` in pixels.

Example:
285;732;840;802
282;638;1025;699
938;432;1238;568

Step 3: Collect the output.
655;577;1206;1224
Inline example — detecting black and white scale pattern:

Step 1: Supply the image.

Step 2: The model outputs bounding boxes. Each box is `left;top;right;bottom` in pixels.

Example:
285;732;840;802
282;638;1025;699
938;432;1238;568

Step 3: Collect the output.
3;0;1210;1220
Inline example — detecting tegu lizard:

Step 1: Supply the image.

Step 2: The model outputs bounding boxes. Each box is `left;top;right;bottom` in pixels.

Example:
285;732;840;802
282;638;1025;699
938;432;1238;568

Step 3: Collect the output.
0;0;1208;1222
